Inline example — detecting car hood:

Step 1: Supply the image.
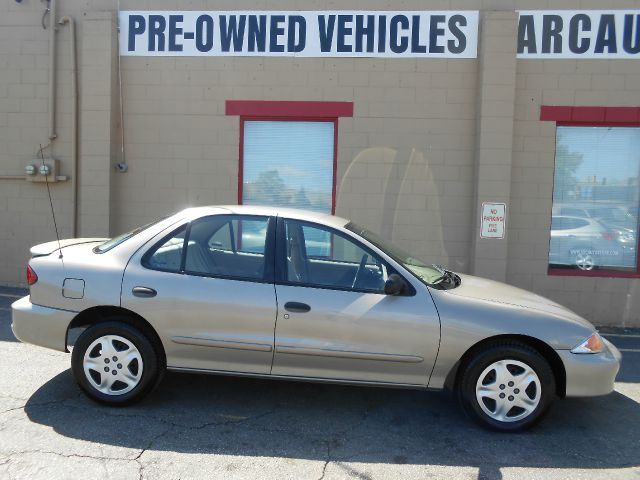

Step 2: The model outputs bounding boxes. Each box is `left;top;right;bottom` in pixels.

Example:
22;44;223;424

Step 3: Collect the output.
446;273;594;329
30;238;107;257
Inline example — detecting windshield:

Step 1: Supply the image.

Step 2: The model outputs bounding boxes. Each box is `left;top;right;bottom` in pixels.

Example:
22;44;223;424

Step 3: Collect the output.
345;222;449;285
93;218;164;253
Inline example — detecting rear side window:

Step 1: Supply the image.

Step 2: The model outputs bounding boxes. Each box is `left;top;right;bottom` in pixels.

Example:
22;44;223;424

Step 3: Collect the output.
143;215;270;281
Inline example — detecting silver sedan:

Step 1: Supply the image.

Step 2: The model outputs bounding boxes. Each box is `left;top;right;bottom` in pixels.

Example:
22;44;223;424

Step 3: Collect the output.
11;206;621;431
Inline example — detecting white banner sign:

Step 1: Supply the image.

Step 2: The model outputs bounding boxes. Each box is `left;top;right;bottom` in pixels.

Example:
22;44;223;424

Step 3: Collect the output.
119;11;479;58
517;10;640;58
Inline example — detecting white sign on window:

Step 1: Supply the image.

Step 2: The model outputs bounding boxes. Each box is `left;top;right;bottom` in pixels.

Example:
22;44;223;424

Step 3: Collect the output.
119;11;479;58
481;203;506;239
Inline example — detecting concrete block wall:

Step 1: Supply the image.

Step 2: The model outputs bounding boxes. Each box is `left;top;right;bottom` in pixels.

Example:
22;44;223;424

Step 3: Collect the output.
333;55;477;271
470;11;518;282
0;1;72;284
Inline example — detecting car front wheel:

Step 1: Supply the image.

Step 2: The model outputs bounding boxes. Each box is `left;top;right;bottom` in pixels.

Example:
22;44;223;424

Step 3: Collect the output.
71;321;162;406
457;341;556;432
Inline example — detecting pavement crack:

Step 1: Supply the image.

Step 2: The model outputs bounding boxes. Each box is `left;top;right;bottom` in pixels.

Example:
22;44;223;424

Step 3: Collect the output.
0;406;25;415
0;397;72;416
318;439;332;480
134;425;174;480
0;449;135;463
128;409;282;480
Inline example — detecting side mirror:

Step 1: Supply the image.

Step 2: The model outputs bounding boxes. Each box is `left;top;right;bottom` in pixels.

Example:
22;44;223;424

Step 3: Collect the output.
384;274;405;296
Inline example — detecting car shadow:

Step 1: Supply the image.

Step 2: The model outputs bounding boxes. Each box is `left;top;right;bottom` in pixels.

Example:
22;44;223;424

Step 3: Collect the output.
25;370;640;478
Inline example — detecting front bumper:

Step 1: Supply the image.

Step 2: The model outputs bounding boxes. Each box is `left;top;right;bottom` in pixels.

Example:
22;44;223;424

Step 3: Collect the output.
558;338;622;397
11;295;75;352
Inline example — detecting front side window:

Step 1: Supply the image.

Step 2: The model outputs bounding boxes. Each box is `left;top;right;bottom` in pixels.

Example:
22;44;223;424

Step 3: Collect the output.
549;126;640;274
242;120;335;214
283;219;388;292
144;215;270;281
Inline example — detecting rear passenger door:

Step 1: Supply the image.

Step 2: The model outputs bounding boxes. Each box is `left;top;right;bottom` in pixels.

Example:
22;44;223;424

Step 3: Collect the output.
121;214;277;375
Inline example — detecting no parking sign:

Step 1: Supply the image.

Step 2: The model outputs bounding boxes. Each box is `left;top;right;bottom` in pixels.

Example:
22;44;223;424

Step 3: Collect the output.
481;202;506;239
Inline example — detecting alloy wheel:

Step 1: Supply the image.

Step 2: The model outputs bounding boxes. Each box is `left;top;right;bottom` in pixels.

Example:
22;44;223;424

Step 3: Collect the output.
475;359;541;423
82;334;143;396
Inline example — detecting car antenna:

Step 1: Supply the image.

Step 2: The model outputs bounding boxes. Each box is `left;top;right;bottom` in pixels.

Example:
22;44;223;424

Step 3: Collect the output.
39;144;65;263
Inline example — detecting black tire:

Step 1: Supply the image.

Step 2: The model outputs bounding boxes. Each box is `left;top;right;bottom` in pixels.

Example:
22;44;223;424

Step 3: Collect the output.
457;341;556;432
71;320;163;406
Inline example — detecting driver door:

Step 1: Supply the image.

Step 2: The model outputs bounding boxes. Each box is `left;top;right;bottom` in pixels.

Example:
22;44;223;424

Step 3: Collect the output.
272;217;440;386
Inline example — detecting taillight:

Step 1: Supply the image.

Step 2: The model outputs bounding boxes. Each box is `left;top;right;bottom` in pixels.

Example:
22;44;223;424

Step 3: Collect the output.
26;265;38;286
601;231;617;241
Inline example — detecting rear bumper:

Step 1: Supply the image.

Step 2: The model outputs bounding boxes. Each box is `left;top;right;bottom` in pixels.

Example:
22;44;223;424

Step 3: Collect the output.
11;296;74;352
558;338;622;397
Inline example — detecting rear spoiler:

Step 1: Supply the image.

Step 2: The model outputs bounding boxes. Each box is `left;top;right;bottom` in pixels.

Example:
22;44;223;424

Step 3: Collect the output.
30;238;107;258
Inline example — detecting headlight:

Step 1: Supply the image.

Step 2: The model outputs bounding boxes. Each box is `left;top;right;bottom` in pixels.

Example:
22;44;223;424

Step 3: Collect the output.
571;333;605;354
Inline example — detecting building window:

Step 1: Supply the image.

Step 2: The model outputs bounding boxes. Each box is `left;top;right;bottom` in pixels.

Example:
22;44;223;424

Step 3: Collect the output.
242;120;335;214
226;100;354;215
542;107;640;277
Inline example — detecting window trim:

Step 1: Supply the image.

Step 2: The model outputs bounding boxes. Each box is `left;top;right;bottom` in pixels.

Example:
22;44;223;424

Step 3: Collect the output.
226;100;354;216
541;105;640;278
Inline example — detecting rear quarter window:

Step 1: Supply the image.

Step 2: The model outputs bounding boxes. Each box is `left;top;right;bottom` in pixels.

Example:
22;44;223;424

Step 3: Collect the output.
94;218;164;253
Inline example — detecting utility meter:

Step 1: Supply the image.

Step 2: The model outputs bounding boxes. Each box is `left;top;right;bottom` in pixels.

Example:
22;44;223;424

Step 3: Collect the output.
26;158;59;182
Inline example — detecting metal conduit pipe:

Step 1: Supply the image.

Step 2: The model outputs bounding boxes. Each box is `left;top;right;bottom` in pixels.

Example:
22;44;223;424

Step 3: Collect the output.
59;15;78;237
48;0;57;142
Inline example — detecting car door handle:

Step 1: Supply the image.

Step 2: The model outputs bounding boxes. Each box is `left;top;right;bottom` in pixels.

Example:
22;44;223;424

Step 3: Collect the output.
132;286;157;298
284;302;311;313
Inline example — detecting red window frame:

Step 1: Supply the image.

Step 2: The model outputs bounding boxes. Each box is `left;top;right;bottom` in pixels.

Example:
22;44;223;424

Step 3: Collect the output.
541;105;640;278
226;101;354;215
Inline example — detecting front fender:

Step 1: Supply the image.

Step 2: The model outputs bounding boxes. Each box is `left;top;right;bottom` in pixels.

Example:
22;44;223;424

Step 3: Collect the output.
427;289;594;389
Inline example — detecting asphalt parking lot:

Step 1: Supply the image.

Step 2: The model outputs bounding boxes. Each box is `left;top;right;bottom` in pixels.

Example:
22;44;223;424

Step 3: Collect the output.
0;287;639;480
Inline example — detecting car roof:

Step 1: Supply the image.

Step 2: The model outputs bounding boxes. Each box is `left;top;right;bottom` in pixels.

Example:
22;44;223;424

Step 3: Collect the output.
180;205;350;229
552;215;604;227
553;215;594;221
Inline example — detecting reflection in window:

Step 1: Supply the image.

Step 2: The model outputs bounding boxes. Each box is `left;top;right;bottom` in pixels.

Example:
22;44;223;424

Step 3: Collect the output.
549;127;640;273
186;216;269;279
285;220;388;292
242;120;335;214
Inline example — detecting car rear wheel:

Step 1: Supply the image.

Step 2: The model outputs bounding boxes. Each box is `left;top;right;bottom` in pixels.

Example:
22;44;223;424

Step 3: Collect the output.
457;342;555;432
71;321;162;406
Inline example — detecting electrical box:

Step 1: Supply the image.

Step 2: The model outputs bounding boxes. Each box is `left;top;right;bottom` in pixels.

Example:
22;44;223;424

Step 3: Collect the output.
26;157;59;182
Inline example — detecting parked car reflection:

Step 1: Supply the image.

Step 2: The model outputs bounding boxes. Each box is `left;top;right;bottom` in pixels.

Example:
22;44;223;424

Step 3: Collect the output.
549;215;636;270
